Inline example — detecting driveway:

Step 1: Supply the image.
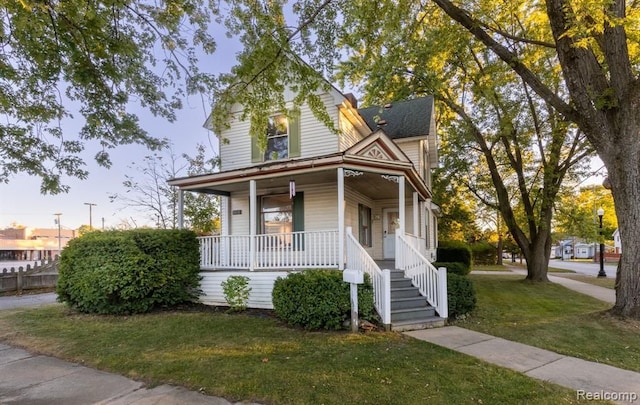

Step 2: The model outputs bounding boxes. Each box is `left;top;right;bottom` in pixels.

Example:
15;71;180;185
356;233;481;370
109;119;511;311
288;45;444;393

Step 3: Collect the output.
548;259;617;277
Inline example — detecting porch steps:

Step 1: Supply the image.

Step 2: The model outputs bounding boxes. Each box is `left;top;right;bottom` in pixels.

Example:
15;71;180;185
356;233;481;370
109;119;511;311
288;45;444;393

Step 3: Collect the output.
388;269;445;332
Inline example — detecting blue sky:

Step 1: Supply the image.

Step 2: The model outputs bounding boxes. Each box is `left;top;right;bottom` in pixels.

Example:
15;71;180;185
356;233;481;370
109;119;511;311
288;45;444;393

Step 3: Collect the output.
0;20;242;231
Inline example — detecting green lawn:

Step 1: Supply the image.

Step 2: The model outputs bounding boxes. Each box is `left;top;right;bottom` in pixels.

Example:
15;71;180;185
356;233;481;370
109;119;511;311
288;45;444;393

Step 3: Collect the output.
471;264;511;272
456;275;640;372
0;305;588;405
552;274;616;289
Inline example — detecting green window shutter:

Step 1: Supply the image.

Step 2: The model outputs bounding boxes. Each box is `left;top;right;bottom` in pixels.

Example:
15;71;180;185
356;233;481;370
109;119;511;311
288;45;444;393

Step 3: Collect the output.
293;192;304;250
289;110;301;158
251;136;262;163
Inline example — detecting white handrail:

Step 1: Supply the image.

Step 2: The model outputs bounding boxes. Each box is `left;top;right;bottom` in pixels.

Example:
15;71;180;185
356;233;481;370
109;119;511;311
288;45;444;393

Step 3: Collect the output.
396;229;448;319
345;227;391;326
198;230;339;270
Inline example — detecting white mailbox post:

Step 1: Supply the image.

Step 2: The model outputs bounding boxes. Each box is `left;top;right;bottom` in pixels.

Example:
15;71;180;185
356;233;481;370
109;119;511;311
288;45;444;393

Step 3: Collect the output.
343;269;364;332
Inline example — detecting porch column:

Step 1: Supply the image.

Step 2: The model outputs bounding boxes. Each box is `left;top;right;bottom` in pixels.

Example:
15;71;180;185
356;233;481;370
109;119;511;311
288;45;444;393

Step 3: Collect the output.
177;189;184;229
220;196;230;236
249;180;256;271
412;192;419;236
398;175;405;234
338;168;345;270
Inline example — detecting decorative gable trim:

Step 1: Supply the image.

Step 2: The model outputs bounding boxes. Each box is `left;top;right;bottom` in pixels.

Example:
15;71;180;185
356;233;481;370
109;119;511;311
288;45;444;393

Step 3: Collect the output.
345;128;411;163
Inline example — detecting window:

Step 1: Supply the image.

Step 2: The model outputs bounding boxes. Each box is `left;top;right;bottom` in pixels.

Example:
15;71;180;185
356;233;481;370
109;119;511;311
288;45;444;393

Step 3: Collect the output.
261;194;292;246
265;115;289;161
359;204;372;247
260;193;304;249
252;110;301;163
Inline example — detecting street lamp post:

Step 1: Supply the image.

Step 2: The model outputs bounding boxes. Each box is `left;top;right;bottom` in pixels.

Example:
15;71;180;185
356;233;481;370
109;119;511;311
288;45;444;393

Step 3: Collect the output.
84;202;97;230
597;207;606;278
54;213;62;258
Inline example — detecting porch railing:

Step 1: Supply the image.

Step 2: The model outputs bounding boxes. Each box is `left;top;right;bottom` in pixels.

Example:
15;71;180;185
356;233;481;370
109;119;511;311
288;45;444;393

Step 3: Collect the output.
198;230;339;270
345;227;391;326
404;232;427;257
396;229;448;319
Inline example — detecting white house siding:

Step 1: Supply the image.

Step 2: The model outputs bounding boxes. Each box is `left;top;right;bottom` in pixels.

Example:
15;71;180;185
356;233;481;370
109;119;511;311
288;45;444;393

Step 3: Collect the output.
199;271;293;309
229;193;250;235
304;184;339;231
219;116;252;171
398;140;421;171
338;110;364;151
226;184;339;236
218;93;341;172
299;94;340;158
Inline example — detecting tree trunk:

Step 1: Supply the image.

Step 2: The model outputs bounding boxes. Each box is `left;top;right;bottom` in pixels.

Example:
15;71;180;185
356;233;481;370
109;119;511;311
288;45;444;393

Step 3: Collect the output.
606;152;640;318
523;232;551;282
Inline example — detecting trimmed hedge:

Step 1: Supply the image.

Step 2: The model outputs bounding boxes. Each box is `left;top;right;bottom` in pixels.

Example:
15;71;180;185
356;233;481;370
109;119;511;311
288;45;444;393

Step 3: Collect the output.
447;273;476;319
437;241;472;270
57;229;201;314
471;242;497;265
272;270;375;330
432;261;470;276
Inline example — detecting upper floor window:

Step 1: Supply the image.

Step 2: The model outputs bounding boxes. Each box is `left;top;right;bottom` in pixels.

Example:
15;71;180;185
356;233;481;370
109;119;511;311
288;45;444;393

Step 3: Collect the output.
251;110;301;164
265;115;289;161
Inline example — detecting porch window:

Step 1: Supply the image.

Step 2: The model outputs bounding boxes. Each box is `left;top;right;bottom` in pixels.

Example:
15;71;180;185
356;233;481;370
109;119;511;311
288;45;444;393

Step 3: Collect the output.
261;194;292;247
265;114;289;161
359;204;372;247
259;192;304;250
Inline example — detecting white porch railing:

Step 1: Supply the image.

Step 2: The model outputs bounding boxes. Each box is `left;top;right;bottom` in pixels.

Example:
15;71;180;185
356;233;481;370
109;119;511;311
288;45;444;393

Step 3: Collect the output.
198;230;339;270
396;229;448;319
345;227;391;326
404;232;427;257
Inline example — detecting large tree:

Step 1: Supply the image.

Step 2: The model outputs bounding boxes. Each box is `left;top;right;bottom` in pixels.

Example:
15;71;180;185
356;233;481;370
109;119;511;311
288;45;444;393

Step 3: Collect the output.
0;1;217;194
215;0;640;317
430;0;640;317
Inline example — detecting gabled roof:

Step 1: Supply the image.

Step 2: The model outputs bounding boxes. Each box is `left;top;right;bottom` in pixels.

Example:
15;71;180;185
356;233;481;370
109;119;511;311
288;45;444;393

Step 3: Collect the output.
344;128;412;163
358;96;434;140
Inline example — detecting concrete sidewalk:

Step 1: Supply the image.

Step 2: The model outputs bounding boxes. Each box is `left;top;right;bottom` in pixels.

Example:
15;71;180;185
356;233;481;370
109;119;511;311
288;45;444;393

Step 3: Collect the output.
0;344;257;405
406;327;640;403
421;268;637;403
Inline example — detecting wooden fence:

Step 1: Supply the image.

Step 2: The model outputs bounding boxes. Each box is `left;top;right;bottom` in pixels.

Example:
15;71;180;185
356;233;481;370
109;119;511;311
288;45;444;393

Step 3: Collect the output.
0;260;58;293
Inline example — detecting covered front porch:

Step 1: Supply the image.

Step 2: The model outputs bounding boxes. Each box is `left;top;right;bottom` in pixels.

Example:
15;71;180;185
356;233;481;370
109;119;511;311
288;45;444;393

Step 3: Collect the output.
169;149;445;328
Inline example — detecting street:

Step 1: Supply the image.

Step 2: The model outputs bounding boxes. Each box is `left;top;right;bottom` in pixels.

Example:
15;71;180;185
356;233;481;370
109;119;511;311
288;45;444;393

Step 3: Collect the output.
548;258;617;277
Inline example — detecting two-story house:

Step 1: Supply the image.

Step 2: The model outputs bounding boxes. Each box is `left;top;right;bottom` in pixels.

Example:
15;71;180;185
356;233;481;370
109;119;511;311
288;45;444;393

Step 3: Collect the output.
169;86;446;330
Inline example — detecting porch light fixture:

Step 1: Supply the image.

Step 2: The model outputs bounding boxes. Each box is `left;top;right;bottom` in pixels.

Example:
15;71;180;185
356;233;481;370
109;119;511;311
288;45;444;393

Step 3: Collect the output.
289;179;296;199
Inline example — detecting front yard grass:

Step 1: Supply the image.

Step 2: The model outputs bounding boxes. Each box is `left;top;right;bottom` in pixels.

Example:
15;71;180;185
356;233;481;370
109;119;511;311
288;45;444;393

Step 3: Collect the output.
552;273;616;289
456;275;640;372
0;305;586;405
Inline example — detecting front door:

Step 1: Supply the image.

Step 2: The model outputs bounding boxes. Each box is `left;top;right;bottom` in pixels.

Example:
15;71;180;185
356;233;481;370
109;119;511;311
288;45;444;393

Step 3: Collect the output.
383;209;399;259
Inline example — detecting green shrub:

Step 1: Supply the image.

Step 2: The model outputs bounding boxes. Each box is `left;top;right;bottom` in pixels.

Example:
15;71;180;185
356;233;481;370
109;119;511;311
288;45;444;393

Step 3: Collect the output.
221;275;251;312
447;273;476;319
432;261;470;276
471;241;497;265
57;229;201;314
437;241;472;269
272;270;375;330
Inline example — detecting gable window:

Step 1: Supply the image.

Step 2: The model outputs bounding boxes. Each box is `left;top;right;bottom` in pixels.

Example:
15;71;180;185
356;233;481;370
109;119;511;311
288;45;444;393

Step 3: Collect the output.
265;115;289;161
359;204;372;247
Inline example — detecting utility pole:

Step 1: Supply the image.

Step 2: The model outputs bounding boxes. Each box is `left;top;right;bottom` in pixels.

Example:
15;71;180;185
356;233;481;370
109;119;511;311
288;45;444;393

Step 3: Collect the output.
84;202;97;230
54;213;62;257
